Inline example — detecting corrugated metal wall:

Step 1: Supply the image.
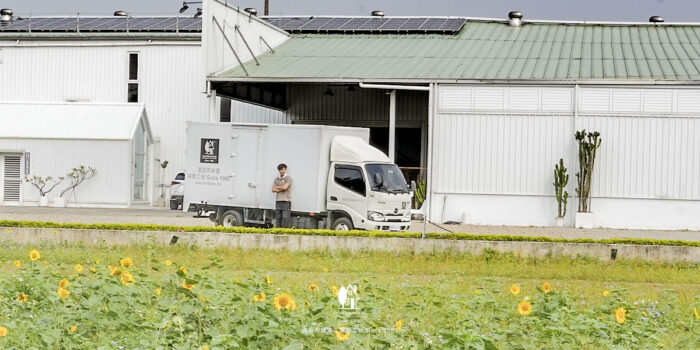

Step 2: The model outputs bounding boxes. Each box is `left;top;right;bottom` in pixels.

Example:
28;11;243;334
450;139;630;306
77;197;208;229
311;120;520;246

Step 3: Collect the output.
287;84;427;126
0;42;208;182
434;85;700;202
0;139;131;205
230;99;287;124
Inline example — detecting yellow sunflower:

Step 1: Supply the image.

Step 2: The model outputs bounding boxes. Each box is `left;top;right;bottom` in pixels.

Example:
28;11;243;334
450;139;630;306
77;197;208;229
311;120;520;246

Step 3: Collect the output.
182;280;195;290
120;257;134;268
395;319;404;330
155;288;162;295
542;282;552;294
179;266;188;274
199;295;208;302
510;284;521;295
323;267;329;272
603;290;610;297
308;283;320;291
332;286;339;296
17;292;29;303
75;264;84;272
615;307;626;324
109;265;122;276
165;260;172;266
273;293;296;311
70;326;78;332
518;301;532;316
29;249;41;261
266;275;272;285
58;287;70;299
59;279;70;288
121;272;135;285
253;292;266;302
0;326;7;337
335;328;351;342
13;260;21;267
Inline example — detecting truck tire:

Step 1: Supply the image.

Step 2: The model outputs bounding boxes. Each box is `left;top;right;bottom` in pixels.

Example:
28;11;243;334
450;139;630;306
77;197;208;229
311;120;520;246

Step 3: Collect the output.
169;200;179;210
332;217;353;231
220;210;244;227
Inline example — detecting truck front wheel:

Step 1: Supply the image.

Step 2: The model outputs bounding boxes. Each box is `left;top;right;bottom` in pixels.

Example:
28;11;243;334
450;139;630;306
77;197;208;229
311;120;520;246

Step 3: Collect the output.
220;210;244;227
332;217;353;231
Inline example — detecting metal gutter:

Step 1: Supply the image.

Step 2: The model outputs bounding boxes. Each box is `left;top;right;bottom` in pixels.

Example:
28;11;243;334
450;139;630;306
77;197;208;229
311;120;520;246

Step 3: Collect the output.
209;77;700;85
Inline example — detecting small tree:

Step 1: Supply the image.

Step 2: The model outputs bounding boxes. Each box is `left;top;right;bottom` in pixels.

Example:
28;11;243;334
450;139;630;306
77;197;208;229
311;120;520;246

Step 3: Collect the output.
413;178;427;209
160;160;169;199
25;175;64;197
575;130;602;213
553;159;569;218
59;166;96;198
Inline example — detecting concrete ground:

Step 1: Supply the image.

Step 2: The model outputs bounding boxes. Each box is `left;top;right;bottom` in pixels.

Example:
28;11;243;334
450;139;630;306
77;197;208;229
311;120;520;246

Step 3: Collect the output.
0;206;698;242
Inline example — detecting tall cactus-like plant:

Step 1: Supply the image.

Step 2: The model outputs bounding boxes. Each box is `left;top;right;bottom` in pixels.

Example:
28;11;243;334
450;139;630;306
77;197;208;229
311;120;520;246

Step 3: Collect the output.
553;158;569;218
575;130;602;212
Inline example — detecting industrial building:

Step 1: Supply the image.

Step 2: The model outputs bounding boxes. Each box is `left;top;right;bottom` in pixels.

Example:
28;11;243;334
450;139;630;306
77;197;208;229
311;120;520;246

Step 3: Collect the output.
1;2;699;230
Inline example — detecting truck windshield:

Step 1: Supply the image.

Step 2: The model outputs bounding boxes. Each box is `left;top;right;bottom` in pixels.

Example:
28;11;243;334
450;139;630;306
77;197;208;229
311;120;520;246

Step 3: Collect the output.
365;163;409;193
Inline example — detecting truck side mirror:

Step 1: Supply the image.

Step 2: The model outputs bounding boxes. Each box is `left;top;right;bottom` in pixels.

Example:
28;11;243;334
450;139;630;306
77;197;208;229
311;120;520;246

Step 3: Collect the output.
410;180;416;192
374;173;383;187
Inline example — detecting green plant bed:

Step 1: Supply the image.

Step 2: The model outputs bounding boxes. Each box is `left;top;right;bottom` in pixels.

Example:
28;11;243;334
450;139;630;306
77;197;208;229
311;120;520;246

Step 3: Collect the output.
1;219;699;248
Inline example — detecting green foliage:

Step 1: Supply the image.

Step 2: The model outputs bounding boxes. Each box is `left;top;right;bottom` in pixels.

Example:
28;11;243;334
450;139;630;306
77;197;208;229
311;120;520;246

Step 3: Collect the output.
413;178;427;209
575;130;602;213
1;220;699;248
553;158;569;218
59;165;97;198
24;175;64;197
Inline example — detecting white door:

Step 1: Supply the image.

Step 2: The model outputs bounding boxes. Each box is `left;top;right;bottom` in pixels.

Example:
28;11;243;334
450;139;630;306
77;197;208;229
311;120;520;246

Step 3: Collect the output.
1;154;21;202
230;127;264;207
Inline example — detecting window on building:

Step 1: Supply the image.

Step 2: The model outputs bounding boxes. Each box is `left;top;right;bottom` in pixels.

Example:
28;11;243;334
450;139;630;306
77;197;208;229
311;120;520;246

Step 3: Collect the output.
334;165;365;196
127;52;139;102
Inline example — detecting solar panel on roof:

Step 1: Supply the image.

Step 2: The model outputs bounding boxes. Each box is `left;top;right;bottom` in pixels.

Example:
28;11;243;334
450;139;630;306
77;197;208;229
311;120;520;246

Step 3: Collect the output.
318;17;352;30
339;18;372;30
400;18;429;31
127;17;166;31
441;18;467;31
298;17;333;30
380;18;409;30
419;18;448;30
359;18;387;30
283;17;314;31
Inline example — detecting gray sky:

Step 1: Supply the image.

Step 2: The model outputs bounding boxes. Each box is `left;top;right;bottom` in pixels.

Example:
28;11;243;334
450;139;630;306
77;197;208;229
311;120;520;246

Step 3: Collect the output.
2;0;700;22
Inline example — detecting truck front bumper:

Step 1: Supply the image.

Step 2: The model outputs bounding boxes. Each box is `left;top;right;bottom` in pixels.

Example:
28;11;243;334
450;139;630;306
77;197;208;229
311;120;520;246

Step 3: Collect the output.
358;220;411;232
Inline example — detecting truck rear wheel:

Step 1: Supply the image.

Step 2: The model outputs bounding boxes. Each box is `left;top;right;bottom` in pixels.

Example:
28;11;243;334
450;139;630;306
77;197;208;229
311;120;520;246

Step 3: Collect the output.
220;210;243;227
332;217;353;231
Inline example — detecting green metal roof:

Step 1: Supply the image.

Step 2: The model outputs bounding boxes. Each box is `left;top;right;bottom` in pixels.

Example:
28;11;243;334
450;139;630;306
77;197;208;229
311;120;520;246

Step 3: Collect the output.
214;21;700;82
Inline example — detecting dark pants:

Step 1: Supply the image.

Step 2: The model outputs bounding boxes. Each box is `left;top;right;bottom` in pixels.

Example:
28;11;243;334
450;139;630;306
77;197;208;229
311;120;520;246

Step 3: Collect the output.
275;201;291;228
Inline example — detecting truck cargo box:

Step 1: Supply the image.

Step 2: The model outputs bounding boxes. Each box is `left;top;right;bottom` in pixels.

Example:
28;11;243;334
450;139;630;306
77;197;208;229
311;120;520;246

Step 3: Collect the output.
184;122;370;213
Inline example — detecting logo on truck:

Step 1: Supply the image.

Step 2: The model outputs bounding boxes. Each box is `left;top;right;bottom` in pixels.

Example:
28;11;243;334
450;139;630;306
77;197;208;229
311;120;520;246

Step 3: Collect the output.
200;138;219;164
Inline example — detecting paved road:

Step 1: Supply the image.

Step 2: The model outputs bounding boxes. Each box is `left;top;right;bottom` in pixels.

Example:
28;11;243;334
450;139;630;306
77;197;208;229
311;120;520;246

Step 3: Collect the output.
0;206;698;242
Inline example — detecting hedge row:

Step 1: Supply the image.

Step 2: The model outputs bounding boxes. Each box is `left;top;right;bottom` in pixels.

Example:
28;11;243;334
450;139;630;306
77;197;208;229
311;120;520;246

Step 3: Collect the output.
1;220;698;248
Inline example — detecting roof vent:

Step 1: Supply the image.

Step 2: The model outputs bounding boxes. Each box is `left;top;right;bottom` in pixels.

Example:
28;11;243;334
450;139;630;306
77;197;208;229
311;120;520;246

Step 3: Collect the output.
371;10;385;17
508;11;523;27
244;8;258;16
649;16;664;23
113;11;128;17
0;8;13;22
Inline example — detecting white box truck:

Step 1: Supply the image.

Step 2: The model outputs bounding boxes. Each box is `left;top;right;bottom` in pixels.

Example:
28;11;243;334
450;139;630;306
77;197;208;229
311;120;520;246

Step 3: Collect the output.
183;122;414;231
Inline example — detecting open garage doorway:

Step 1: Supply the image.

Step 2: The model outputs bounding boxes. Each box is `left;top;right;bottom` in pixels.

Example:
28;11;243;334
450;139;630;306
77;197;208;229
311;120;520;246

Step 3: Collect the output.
369;127;424;185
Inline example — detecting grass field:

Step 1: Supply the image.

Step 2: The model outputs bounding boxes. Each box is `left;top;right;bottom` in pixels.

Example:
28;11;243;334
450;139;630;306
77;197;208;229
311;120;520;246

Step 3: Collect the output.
0;241;698;349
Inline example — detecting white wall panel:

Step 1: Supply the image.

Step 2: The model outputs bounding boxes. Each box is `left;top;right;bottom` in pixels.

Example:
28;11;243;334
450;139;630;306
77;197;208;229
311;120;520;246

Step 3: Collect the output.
580;89;611;112
643;90;673;112
438;85;573;113
541;88;573;111
473;88;505;110
507;88;539;110
676;90;700;113
0;139;131;205
231;100;287;124
580;87;700;114
611;90;641;112
439;85;472;110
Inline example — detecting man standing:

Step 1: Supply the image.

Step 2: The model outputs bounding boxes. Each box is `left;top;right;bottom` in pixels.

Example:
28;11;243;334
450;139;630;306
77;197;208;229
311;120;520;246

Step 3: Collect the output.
272;163;292;228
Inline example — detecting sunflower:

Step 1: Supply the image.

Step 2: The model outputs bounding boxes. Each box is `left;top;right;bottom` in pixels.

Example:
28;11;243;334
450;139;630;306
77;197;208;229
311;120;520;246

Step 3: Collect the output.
17;292;29;303
165;260;172;266
59;279;70;288
120;257;134;268
273;293;296;311
199;295;208;302
518;301;532;316
94;259;100;265
70;326;78;332
395;319;404;330
694;307;699;320
75;264;84;272
308;283;320;291
332;286;339;296
13;260;21;267
266;275;272;285
323;267;329;272
121;272;135;285
304;299;311;307
58;287;70;299
615;307;626;324
109;265;121;276
603;290;610;297
253;292;266;302
542;282;552;294
510;284;521;295
29;249;41;261
155;288;162;295
335;328;351;342
179;266;188;274
182;280;195;290
0;326;7;337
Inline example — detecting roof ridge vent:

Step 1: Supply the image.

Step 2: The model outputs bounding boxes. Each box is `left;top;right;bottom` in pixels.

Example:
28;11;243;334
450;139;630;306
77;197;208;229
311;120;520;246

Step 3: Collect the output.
649;16;664;23
1;8;13;23
371;10;385;17
508;11;523;27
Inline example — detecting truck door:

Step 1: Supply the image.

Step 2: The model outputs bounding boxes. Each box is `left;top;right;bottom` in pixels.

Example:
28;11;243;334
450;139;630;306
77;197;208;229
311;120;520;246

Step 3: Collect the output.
327;163;368;224
230;127;264;207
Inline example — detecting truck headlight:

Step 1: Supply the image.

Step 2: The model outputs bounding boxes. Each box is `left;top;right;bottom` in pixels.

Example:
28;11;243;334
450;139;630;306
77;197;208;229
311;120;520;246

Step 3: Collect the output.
403;212;412;221
368;211;385;222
